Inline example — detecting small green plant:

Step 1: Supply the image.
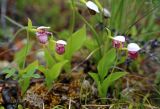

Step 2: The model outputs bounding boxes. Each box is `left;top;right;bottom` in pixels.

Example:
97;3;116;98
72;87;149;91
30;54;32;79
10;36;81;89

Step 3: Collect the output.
1;0;160;108
2;18;88;94
89;48;127;102
39;60;68;89
74;1;143;103
2;19;42;95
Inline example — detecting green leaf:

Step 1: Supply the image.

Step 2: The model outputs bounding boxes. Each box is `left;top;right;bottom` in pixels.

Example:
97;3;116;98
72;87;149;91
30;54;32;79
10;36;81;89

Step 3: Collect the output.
38;65;46;73
89;72;104;99
58;30;70;40
19;77;30;95
32;74;41;78
19;61;39;95
45;60;68;88
101;72;127;97
44;48;55;68
64;25;86;60
117;57;126;65
22;69;36;78
14;43;32;68
25;60;38;72
48;39;55;53
97;48;116;81
97;82;103;98
27;18;32;30
23;61;38;78
89;72;99;85
84;37;100;62
2;68;16;79
84;37;98;51
5;69;16;79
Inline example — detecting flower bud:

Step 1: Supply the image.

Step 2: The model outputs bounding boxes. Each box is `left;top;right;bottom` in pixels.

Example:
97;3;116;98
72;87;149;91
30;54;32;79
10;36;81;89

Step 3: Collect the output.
102;8;111;18
56;40;67;55
127;43;141;59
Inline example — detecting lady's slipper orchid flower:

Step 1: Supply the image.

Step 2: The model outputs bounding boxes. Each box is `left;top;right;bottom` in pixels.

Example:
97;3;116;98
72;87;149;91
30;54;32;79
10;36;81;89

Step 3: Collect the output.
103;8;111;18
127;43;141;59
86;1;99;15
112;36;125;48
36;26;52;44
56;40;67;55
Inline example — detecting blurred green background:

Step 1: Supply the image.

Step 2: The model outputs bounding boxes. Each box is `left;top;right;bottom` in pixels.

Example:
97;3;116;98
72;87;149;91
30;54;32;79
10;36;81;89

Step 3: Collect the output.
1;0;160;41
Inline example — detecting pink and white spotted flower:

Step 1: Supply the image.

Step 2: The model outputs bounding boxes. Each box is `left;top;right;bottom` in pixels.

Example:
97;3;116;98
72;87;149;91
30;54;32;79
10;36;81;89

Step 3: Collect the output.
56;40;67;55
36;26;52;44
127;43;141;59
112;36;125;48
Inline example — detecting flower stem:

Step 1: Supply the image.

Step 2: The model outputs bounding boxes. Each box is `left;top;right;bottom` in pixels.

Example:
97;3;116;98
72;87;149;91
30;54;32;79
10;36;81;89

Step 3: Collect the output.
77;13;102;57
111;49;119;73
23;28;30;69
70;0;76;34
80;0;86;4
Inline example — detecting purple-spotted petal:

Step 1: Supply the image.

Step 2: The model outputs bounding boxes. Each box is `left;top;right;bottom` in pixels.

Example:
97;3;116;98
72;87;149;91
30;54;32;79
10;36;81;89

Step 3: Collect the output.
128;51;138;59
37;35;48;44
35;26;51;44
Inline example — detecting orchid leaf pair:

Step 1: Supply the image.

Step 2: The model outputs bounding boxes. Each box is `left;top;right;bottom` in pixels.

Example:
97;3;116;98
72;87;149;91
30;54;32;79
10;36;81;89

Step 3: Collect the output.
19;61;40;95
89;49;127;101
39;60;68;89
2;67;16;79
